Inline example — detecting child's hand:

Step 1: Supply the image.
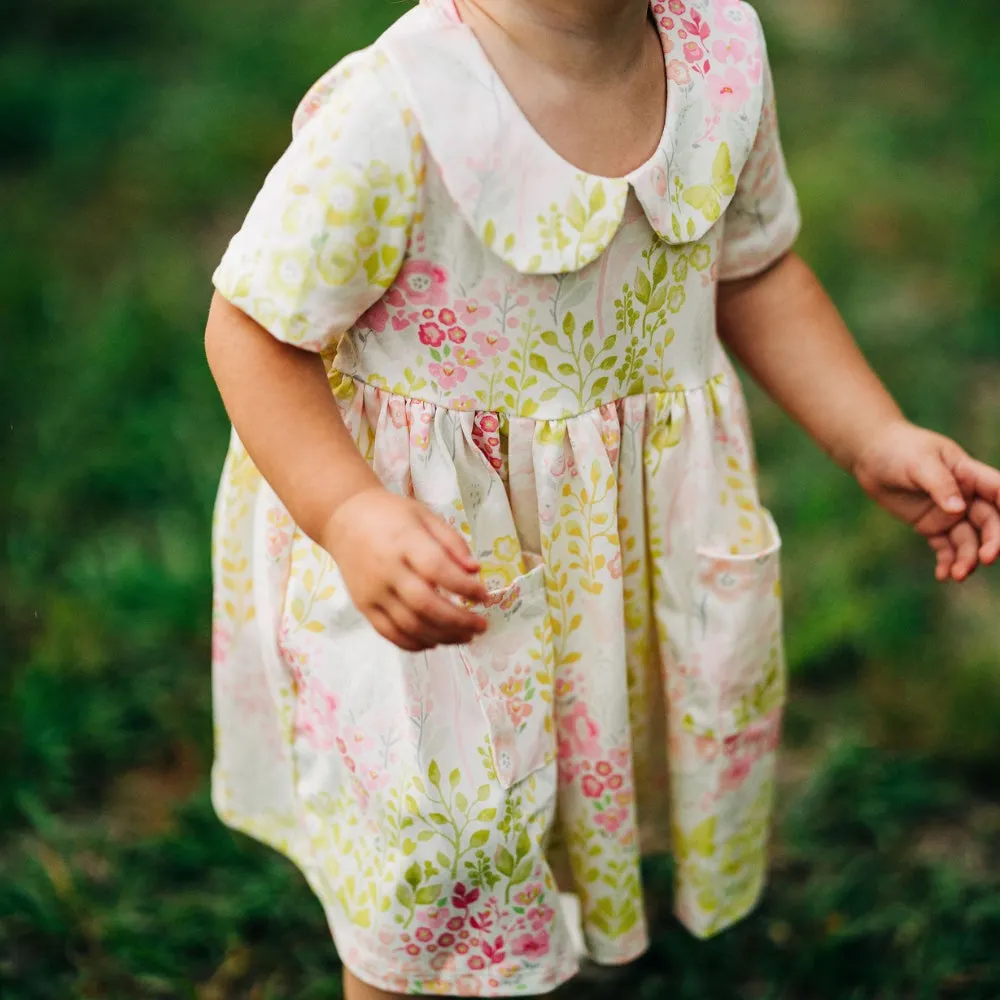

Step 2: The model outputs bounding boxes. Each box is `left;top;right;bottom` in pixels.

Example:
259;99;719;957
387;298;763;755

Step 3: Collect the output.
852;420;1000;582
321;489;488;651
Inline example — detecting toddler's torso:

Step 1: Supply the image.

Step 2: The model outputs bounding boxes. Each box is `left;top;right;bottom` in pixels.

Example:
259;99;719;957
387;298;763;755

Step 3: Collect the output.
335;180;726;420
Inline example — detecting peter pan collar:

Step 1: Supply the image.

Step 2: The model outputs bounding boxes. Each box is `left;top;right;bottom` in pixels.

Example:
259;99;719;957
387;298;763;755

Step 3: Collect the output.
379;0;766;274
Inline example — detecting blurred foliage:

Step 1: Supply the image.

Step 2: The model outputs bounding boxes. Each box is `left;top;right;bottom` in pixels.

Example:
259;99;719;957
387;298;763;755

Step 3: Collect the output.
2;0;1000;996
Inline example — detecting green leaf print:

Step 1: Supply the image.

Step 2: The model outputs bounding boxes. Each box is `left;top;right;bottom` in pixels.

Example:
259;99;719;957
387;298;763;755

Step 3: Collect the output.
495;846;515;877
404;862;422;889
396;884;414;908
449;768;461;789
415;885;442;906
427;760;441;787
469;829;490;849
652;251;669;286
510;857;533;885
483;219;497;248
516;827;531;860
589;183;607;214
566;194;588;232
635;269;651;305
528;353;551;375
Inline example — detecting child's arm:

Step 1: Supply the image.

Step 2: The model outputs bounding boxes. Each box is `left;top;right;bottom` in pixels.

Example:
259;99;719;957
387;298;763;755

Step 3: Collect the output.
206;293;487;650
717;252;1000;582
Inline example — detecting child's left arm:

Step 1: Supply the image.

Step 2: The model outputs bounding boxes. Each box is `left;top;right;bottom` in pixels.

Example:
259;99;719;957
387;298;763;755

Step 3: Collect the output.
718;251;1000;582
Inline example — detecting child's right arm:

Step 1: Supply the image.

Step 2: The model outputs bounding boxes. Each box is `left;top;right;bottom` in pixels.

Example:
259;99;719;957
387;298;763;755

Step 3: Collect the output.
205;293;488;651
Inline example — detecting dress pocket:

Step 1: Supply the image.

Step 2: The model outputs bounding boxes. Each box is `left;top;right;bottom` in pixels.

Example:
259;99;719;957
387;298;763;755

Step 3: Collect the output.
693;510;785;740
667;510;787;938
458;560;555;789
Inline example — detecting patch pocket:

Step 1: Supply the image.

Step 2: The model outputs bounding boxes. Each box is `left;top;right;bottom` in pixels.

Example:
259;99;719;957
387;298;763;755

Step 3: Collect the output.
694;510;785;739
459;560;554;789
669;512;786;938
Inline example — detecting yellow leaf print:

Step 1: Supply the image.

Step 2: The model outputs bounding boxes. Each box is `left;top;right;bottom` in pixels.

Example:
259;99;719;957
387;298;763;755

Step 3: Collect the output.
674;816;717;862
682;144;737;223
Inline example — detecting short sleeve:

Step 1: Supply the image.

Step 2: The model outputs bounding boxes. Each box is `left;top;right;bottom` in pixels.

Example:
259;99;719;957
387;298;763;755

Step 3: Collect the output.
213;51;417;352
718;52;801;281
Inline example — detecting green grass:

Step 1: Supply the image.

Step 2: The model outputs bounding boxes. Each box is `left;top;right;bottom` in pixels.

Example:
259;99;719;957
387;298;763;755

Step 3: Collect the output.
3;0;1000;996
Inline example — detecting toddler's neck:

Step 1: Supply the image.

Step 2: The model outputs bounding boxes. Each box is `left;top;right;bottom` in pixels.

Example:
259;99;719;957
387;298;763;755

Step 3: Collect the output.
455;0;653;82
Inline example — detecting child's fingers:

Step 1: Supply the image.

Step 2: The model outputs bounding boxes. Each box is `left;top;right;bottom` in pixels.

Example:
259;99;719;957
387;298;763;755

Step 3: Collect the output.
913;454;966;514
953;454;1000;506
418;509;484;578
393;570;486;642
948;519;980;581
928;535;955;583
406;530;488;605
368;605;425;652
968;498;1000;564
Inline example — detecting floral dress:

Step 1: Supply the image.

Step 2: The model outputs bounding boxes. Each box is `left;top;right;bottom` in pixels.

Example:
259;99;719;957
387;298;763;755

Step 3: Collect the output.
210;0;800;994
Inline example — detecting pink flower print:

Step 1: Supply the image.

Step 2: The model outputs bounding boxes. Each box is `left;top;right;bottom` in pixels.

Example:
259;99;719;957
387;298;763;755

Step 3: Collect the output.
438;307;457;325
454;347;481;369
667;59;692;85
429;360;468;390
456;298;491;325
511;929;550;960
505;697;532;728
721;755;753;792
659;15;675;30
481;936;506;965
419;322;446;348
652;2;665;13
359;297;390;333
707;66;750;111
472;329;510;357
595;760;613;778
695;733;720;761
682;8;712;41
211;621;232;667
712;0;756;39
527;905;555;930
712;36;747;63
699;557;760;600
514;884;542;907
416;927;434;943
468;956;486;971
447;915;465;932
405;943;421;957
343;725;374;754
398;260;448;305
294;677;339;750
582;774;605;799
610;746;630;770
668;0;685;12
607;773;624;791
452;883;481;911
447;325;467;345
560;700;602;759
266;508;292;559
452;394;477;411
683;40;704;63
594;807;628;835
437;932;456;948
608;551;623;579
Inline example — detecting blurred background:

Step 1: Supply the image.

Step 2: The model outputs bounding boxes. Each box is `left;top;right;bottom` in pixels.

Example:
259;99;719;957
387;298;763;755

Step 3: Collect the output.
3;0;1000;996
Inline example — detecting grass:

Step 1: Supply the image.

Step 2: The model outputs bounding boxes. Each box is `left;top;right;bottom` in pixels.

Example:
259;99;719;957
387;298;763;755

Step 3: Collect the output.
3;0;1000;996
